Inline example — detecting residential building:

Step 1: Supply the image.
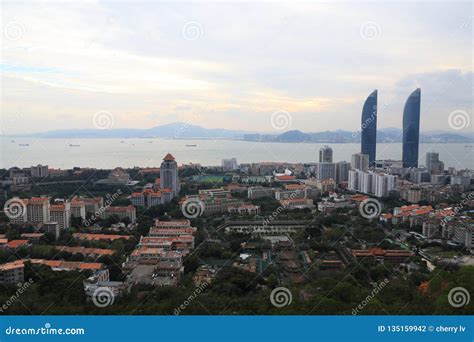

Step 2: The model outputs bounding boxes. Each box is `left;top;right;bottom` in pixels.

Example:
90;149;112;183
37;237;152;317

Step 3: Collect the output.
348;170;397;197
336;161;351;183
0;260;25;284
351;153;369;171
26;197;50;224
73;233;132;242
70;199;86;219
247;186;276;199
319;146;333;163
426;152;444;175
31;164;49;178
101;205;136;223
221;158;238;171
43;222;60;239
316;162;336;180
50;202;71;230
81;197;104;214
227;204;260;215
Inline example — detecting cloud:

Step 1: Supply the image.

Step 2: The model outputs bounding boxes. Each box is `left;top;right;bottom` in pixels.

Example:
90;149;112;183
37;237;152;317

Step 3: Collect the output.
0;1;471;134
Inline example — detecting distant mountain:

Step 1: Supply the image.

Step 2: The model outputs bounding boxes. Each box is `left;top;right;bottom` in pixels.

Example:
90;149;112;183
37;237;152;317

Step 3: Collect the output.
16;122;473;143
21;122;251;140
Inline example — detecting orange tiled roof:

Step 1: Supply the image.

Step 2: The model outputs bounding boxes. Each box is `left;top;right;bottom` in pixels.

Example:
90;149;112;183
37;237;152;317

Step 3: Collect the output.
73;233;132;241
276;175;295;181
163;153;175;161
21;233;44;238
0;260;25;271
7;240;29;249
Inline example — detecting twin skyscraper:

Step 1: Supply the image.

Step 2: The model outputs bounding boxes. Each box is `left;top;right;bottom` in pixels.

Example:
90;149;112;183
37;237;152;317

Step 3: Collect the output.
360;88;421;168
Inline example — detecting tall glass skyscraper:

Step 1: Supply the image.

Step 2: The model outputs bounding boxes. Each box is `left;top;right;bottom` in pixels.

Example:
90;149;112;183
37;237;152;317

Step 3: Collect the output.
360;90;377;166
402;88;421;168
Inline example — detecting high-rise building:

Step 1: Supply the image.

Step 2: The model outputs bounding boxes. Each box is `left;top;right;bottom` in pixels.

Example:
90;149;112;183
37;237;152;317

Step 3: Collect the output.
316;163;336;180
26;197;50;224
31;165;49;178
50;202;71;230
348;169;397;198
351;153;369;171
361;90;377;165
160;153;180;196
319;146;333;163
221;158;238;171
336;161;351;183
426;152;444;175
402;88;421;168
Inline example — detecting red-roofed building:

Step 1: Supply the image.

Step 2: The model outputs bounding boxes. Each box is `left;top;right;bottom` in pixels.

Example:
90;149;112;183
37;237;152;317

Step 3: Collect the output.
101;205;136;223
351;248;414;264
0;260;25;284
73;233;132;241
7;240;30;250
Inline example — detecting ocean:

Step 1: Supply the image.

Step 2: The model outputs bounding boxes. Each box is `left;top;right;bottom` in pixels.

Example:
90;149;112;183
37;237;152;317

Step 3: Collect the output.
1;137;472;170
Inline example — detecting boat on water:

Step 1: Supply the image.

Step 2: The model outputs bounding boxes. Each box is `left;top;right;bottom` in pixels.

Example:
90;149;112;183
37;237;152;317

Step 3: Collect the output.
186;144;197;147
18;143;30;146
69;144;80;147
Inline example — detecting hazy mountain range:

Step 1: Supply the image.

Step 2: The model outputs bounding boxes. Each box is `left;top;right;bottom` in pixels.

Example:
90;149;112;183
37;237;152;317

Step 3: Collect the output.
13;122;474;143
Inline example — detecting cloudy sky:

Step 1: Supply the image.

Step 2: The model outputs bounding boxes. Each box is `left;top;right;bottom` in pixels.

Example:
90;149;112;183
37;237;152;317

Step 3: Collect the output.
1;0;472;134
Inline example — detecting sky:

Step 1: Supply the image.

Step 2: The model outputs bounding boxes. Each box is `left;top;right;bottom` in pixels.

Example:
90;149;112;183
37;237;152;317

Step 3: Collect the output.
1;0;472;134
